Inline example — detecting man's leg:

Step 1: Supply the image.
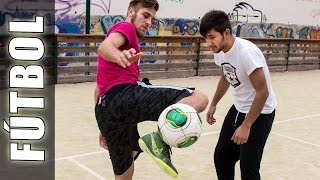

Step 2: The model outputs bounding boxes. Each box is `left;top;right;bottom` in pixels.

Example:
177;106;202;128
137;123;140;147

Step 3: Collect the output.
131;83;208;177
177;90;208;112
214;105;241;180
95;84;142;179
115;163;134;180
239;111;275;180
138;131;178;178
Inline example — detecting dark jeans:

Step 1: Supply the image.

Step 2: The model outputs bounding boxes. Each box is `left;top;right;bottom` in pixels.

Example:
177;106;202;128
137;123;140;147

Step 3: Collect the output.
214;105;275;180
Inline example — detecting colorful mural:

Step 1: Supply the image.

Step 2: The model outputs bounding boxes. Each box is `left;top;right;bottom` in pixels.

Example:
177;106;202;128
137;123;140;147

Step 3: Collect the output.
172;19;200;35
52;1;320;40
86;15;319;40
100;15;125;34
55;0;112;34
0;0;317;67
229;2;266;23
1;0;319;39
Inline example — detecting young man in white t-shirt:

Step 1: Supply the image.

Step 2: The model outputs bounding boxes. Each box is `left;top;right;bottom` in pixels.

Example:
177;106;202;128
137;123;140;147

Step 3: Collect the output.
200;10;277;180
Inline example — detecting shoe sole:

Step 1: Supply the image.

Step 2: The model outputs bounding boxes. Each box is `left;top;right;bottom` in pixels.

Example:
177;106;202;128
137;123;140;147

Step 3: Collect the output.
138;139;178;178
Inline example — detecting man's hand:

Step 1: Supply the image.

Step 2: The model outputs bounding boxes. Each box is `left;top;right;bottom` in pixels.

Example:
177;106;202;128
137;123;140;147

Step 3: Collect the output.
99;133;108;150
231;125;250;145
116;48;143;68
206;105;217;125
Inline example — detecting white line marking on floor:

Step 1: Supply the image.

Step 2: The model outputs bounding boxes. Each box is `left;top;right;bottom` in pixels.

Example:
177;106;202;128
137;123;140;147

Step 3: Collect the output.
68;157;107;180
56;150;106;161
55;113;320;160
202;131;220;136
272;132;320;148
200;114;320;137
274;114;320;124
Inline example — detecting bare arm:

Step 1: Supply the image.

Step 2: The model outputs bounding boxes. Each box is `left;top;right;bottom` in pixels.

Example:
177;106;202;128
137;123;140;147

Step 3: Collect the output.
94;86;108;150
210;72;230;107
232;67;269;144
206;72;230;125
97;32;142;68
97;32;126;63
242;68;269;128
94;86;99;104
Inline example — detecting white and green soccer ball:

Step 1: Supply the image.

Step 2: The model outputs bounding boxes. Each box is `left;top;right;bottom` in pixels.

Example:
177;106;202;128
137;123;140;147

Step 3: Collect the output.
158;103;202;148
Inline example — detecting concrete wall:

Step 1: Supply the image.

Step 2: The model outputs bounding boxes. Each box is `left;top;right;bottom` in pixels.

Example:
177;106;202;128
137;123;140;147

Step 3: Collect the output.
0;0;319;39
53;0;320;39
54;0;320;26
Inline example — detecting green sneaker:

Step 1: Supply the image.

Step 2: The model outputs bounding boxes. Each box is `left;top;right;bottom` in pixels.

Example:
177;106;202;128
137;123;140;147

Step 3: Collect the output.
138;131;178;178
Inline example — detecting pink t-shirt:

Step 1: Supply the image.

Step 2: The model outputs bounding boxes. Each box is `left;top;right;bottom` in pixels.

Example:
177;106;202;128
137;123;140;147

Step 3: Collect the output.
96;22;140;97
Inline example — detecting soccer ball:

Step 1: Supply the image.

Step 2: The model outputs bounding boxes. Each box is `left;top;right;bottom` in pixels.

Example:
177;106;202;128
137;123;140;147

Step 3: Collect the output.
158;103;202;148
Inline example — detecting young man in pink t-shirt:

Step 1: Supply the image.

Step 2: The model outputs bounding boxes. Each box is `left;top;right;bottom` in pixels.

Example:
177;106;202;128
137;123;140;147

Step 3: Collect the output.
95;0;208;179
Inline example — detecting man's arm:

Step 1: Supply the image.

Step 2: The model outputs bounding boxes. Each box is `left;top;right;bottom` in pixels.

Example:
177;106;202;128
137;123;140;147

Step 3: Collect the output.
242;68;269;128
94;86;108;150
211;72;230;107
97;32;126;63
94;86;99;104
97;32;142;68
206;72;230;125
232;67;269;144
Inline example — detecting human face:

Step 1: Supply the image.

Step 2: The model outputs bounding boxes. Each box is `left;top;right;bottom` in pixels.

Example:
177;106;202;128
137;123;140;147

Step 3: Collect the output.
204;29;228;53
129;7;156;37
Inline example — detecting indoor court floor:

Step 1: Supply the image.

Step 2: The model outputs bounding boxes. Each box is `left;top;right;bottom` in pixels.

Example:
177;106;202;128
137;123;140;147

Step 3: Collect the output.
55;70;320;180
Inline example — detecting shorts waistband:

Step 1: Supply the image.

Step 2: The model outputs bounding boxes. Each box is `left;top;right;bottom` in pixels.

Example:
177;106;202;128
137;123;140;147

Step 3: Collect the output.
98;84;131;105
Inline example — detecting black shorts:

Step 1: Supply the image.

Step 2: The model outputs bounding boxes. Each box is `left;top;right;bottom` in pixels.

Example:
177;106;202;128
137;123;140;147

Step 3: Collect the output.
95;82;192;175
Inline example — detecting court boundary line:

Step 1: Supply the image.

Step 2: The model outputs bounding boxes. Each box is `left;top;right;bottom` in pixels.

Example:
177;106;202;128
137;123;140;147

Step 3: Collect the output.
56;113;320;178
58;113;320;161
271;132;320;147
273;114;320;124
56;150;106;161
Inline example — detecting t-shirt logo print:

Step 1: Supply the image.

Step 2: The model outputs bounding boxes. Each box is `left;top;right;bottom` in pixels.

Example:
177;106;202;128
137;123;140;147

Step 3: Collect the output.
221;63;241;88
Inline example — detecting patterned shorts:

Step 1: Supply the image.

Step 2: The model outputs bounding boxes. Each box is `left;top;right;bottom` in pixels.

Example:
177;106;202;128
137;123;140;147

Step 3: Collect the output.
95;82;192;175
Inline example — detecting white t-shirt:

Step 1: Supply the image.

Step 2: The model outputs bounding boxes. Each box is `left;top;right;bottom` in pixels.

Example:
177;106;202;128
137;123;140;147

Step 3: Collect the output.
214;37;277;114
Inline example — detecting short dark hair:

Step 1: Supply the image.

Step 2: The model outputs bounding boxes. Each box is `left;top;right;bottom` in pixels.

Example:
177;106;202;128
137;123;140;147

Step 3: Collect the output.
200;10;232;37
129;0;159;11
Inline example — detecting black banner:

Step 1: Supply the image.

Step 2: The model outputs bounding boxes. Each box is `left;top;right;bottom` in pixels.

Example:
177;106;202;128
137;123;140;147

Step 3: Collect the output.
0;0;55;179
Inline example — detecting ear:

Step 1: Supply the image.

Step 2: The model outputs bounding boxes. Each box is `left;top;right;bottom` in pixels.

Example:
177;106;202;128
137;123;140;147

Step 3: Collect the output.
128;7;135;17
224;29;231;38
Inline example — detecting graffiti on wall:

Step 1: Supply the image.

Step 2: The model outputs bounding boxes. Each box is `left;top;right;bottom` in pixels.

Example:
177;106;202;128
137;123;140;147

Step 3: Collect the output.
100;15;125;34
233;22;269;38
276;27;294;38
140;18;165;63
81;16;320;40
56;0;112;16
0;10;35;28
52;0;319;40
229;21;320;40
299;27;320;39
4;0;316;40
312;9;320;18
309;29;320;39
228;2;267;23
55;0;112;34
99;15;165;36
166;0;184;4
225;2;320;40
0;0;55;33
172;19;199;35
